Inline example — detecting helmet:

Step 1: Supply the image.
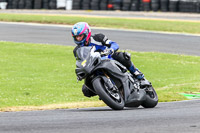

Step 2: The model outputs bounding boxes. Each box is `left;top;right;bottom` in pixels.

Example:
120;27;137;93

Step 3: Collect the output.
71;22;91;46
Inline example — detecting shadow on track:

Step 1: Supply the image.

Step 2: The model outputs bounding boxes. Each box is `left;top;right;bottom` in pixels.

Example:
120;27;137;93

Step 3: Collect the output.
66;106;149;112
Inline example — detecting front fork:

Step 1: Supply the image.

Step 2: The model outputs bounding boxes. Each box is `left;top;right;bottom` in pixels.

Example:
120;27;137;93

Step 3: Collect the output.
102;70;118;92
101;70;125;100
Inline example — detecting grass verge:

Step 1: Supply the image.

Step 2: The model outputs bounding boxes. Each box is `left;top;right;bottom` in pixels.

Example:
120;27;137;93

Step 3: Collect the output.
1;13;200;34
0;41;200;111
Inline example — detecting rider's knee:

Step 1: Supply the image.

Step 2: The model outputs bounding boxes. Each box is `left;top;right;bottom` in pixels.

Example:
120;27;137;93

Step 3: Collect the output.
112;52;132;68
82;84;96;97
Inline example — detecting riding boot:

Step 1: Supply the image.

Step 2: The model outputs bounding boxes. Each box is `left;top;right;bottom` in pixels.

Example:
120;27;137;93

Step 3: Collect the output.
129;64;144;80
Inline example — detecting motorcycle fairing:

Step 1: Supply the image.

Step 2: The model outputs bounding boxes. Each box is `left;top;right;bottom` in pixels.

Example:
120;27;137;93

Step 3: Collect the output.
92;59;146;105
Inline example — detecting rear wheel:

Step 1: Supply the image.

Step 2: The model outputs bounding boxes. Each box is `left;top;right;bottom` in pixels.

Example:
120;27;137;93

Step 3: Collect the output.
141;86;158;108
92;77;124;110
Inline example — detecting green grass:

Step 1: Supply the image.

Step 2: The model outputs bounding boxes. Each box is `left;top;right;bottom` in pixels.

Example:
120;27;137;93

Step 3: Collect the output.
0;41;200;108
1;13;200;34
128;51;200;102
0;41;88;108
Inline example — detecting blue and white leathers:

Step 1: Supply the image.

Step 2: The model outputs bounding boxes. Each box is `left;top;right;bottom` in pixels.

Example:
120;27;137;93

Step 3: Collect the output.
88;36;119;60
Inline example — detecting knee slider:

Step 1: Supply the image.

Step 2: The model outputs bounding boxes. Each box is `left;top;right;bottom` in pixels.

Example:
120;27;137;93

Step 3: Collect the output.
123;52;132;68
112;52;132;68
123;52;131;61
82;84;96;97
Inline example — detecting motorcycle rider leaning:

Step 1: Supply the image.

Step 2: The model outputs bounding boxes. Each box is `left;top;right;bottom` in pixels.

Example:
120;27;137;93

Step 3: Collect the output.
72;22;144;97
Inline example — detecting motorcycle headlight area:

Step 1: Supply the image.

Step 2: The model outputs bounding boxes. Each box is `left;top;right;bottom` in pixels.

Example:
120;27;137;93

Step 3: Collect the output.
77;72;86;80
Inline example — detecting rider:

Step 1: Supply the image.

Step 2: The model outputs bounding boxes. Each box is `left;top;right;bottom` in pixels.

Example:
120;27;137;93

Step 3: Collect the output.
72;22;144;97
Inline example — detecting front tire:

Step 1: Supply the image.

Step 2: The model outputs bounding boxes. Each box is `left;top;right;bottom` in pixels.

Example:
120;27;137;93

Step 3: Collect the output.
92;77;125;110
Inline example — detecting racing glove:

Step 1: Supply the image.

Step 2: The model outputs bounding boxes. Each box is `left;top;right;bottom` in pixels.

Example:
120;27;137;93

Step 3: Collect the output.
103;48;114;56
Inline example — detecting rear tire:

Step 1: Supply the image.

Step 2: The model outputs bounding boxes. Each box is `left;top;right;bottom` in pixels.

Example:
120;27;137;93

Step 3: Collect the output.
92;77;125;110
141;86;158;108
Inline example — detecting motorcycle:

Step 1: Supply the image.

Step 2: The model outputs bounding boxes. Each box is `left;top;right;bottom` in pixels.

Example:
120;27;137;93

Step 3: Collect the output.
75;46;158;110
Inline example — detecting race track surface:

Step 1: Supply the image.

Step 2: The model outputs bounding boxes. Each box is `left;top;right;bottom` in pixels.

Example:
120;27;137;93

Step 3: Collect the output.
0;100;200;133
0;22;200;56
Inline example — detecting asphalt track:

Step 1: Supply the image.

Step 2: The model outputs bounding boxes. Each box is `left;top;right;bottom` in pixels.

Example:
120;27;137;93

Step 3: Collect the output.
0;22;200;56
0;22;200;133
0;100;200;133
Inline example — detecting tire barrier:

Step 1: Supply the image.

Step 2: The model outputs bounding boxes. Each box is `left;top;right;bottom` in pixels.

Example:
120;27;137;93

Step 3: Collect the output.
143;0;151;11
113;0;121;10
43;0;49;9
82;0;90;10
179;0;200;13
151;0;160;11
169;0;179;12
139;0;144;11
2;0;200;13
72;0;81;10
26;0;33;9
7;0;12;9
122;0;131;11
107;0;113;10
131;0;140;11
49;0;57;9
34;0;42;9
160;0;169;12
91;0;100;10
12;0;19;9
100;0;107;10
18;0;25;9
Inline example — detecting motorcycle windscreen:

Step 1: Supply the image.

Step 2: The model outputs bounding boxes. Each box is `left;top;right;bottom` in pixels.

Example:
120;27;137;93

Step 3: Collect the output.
75;46;92;60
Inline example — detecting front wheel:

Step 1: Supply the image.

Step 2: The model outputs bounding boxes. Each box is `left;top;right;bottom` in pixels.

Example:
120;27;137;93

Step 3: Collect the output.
141;86;158;108
92;77;125;110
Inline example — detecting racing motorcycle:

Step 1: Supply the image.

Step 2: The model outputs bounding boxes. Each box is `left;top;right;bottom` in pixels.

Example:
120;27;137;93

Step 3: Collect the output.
75;46;158;110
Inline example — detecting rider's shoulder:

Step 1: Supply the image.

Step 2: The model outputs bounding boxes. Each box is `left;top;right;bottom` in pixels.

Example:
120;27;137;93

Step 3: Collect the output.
93;33;106;37
92;33;108;42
